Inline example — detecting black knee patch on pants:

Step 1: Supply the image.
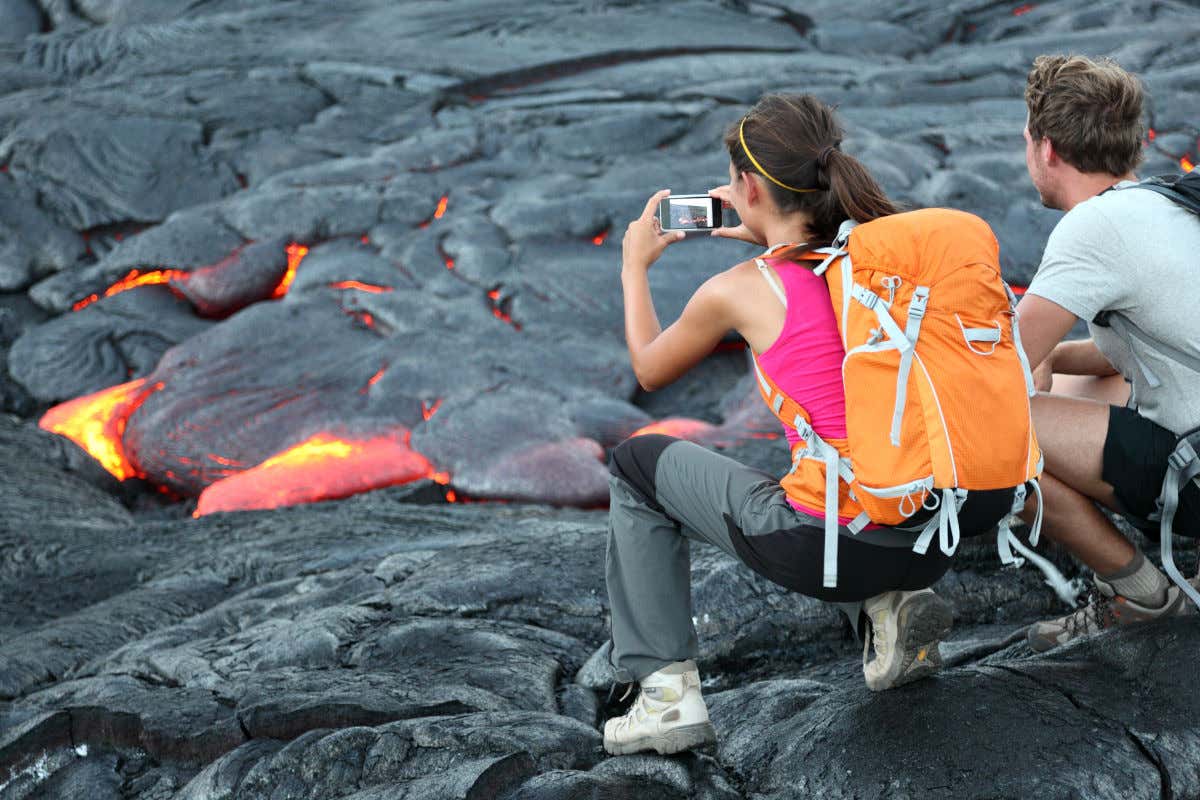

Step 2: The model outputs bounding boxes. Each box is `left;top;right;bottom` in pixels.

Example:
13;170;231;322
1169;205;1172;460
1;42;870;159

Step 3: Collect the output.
608;434;677;511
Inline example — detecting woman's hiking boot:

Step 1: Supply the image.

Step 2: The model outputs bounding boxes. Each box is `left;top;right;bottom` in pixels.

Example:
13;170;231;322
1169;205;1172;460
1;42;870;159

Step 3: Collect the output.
862;589;953;691
602;660;716;756
1027;573;1193;653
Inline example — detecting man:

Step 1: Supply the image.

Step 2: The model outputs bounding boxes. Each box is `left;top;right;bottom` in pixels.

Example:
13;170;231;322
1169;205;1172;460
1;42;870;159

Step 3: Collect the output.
1016;54;1200;651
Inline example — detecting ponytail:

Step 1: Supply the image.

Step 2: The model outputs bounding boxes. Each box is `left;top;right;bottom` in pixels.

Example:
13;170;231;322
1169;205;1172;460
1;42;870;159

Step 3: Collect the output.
823;148;897;230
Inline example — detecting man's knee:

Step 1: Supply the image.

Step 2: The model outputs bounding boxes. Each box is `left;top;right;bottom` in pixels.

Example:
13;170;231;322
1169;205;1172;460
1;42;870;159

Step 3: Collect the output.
609;434;678;509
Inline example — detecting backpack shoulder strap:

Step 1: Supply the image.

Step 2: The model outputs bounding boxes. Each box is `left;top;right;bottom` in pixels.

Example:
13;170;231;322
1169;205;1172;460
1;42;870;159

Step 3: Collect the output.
1116;172;1200;217
1095;310;1200;388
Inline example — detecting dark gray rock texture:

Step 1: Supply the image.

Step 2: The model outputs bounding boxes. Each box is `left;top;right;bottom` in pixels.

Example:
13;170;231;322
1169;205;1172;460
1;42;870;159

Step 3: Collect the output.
2;0;1200;798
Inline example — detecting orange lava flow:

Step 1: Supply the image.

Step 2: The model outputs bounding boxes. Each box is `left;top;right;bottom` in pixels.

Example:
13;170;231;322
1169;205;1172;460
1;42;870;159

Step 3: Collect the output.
433;195;449;219
422;398;443;420
271;243;309;299
1183;156;1196;173
359;365;388;394
39;378;164;480
73;268;187;311
329;281;393;293
194;430;451;516
630;418;717;441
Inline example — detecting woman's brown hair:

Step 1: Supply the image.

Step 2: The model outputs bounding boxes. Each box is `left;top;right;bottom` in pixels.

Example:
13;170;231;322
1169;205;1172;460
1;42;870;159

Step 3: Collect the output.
723;94;896;246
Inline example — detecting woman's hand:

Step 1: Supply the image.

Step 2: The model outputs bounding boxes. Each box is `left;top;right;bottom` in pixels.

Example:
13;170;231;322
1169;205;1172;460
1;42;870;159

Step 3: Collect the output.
622;189;685;272
707;184;764;246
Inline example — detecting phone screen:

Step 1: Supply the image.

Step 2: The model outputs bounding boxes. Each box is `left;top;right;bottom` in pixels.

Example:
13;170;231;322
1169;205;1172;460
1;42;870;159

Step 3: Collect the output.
661;196;718;230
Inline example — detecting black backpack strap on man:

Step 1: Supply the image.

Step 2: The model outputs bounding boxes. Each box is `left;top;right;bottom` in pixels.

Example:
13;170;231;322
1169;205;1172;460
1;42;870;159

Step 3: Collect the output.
1097;171;1200;608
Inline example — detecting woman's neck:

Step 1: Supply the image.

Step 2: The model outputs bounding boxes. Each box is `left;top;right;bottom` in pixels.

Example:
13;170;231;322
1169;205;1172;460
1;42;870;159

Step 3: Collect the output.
759;215;816;250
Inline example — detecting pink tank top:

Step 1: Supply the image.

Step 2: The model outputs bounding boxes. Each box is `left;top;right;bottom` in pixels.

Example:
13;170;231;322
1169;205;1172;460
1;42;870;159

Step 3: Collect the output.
754;258;851;517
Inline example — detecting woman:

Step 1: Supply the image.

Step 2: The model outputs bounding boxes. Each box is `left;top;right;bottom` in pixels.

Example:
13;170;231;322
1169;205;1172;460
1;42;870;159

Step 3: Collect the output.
603;94;1014;756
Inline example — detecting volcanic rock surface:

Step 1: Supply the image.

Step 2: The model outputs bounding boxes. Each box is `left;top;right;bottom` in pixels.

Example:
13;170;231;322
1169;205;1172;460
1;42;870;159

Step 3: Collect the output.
2;0;1200;797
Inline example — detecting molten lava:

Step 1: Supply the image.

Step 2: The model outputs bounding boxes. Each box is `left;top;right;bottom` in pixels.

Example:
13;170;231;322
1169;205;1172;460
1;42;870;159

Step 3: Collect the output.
362;365;387;392
329;281;393;293
1012;3;1035;14
630;418;717;441
39;378;164;480
194;429;451;516
1183;155;1196;173
270;243;308;299
73;268;187;311
434;195;449;219
422;398;443;420
592;228;610;246
73;242;310;312
487;288;521;329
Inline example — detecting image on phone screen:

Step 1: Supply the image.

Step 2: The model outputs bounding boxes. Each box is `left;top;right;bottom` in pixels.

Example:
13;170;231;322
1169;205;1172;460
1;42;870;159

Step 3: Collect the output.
659;195;720;231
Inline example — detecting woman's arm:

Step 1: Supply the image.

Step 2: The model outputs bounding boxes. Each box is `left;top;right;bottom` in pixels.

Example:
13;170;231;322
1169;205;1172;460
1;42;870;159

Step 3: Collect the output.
622;190;738;392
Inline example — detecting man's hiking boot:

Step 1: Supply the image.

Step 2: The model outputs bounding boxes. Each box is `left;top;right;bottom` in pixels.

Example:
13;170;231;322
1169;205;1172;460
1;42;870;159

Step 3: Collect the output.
602;660;716;756
862;589;953;691
1027;573;1192;653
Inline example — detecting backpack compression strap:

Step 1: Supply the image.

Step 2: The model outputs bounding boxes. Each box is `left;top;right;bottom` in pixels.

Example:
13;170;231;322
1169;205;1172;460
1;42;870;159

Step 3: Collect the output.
1155;433;1200;608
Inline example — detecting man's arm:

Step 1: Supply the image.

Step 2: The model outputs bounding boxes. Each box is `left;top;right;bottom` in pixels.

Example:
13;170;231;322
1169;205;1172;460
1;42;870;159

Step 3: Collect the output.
1044;338;1118;377
1015;293;1080;380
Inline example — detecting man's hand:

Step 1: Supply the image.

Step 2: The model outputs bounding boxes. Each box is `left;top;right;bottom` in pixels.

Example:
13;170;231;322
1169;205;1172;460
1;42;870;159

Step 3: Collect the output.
622;189;685;272
1033;355;1055;393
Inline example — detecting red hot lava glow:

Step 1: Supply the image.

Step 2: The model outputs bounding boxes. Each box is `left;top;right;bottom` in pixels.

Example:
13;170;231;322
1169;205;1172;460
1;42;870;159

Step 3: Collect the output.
73;269;187;311
434;195;449;219
1183;155;1196;173
592;229;610;246
329;281;393;293
422;399;443;420
271;243;309;299
630;418;717;441
1012;3;1035;14
74;242;310;311
194;430;451;517
39;378;164;480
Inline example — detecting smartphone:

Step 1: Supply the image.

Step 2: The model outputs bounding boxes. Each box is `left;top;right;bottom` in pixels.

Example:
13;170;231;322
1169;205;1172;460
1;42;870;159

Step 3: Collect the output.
658;194;722;232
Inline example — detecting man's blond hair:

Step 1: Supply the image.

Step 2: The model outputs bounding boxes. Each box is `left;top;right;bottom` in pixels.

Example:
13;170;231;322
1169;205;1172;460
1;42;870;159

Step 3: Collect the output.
1025;54;1145;176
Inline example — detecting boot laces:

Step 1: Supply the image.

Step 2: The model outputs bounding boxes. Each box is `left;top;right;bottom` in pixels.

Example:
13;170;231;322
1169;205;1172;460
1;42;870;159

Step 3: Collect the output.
1062;589;1118;637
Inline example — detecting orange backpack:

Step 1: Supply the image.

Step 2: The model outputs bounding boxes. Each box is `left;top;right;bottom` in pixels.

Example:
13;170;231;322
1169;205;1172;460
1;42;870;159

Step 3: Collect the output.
751;208;1043;588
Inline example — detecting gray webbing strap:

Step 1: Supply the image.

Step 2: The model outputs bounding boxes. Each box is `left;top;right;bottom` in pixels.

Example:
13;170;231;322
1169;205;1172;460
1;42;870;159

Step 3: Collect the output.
912;488;964;557
890;287;929;447
1103;311;1200;389
1158;436;1200;608
790;413;845;589
1005;284;1037;397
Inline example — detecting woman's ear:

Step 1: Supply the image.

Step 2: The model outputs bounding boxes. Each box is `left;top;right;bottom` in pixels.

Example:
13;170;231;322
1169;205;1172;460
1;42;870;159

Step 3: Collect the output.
743;172;760;206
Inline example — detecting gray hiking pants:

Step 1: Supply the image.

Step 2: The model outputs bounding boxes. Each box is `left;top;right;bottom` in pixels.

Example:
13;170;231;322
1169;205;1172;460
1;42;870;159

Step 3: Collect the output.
606;434;1012;682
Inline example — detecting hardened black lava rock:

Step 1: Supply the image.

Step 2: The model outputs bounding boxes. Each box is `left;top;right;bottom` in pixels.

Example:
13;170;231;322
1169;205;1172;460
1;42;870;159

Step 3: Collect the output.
3;1;1200;798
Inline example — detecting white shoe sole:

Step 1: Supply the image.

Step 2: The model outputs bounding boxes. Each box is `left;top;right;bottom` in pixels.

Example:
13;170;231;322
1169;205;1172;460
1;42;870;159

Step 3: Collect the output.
866;592;954;692
604;722;717;756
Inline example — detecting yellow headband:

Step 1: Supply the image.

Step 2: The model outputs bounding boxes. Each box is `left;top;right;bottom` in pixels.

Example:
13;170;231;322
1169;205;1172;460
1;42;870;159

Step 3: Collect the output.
739;117;818;194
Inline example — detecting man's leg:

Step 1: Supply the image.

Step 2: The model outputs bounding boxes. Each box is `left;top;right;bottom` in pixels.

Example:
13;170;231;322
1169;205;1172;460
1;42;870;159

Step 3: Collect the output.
1022;391;1185;651
1021;392;1134;573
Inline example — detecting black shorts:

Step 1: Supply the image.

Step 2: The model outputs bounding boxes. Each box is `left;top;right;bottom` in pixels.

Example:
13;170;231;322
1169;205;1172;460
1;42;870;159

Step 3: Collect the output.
1103;405;1200;538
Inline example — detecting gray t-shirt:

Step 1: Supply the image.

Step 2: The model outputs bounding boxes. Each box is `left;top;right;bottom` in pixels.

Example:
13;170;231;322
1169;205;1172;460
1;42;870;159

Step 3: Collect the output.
1027;180;1200;435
